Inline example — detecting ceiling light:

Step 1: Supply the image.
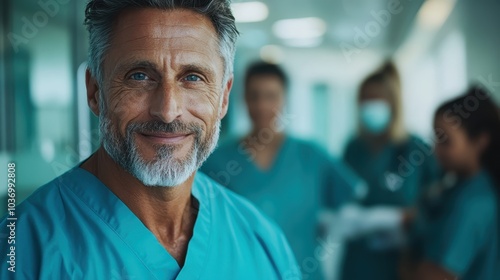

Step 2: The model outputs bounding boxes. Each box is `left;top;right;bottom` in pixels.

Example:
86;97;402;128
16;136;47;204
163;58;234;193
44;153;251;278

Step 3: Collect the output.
418;0;456;29
273;17;327;40
231;1;269;23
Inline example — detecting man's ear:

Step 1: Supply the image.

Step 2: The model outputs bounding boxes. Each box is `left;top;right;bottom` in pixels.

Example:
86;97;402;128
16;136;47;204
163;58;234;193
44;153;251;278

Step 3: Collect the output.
86;69;100;117
219;75;233;119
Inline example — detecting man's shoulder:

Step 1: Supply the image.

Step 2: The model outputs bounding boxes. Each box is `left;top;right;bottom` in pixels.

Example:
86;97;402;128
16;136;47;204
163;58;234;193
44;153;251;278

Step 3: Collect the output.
0;168;86;276
9;172;65;216
1;167;93;231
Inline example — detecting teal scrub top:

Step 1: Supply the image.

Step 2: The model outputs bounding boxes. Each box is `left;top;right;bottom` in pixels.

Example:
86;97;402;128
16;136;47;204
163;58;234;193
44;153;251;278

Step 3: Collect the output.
344;135;439;207
418;170;499;280
0;166;300;280
341;135;439;280
201;136;362;280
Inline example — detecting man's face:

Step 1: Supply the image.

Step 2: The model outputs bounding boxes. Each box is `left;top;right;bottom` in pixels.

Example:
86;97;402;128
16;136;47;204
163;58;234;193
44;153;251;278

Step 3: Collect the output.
89;8;232;187
245;75;285;130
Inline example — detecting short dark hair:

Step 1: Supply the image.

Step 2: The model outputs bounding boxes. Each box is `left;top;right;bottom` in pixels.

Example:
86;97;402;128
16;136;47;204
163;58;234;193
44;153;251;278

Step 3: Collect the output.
244;61;288;89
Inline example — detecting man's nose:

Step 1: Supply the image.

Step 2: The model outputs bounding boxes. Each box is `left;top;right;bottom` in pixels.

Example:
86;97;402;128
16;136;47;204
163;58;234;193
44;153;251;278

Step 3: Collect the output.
149;82;183;123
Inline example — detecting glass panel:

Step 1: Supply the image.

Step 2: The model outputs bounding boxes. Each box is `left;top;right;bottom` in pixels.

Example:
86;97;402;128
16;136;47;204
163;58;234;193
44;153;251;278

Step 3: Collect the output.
0;0;85;214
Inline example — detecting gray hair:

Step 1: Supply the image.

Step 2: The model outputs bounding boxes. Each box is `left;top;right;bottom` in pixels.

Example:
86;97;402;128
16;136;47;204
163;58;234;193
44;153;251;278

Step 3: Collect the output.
84;0;239;85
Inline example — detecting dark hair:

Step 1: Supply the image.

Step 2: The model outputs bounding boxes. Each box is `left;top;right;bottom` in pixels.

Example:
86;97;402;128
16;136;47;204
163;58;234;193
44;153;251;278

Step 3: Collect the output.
435;85;500;188
84;0;238;85
244;61;288;90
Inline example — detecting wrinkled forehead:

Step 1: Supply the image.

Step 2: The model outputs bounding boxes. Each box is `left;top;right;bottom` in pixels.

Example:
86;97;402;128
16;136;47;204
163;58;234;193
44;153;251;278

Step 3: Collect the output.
112;8;218;41
108;8;220;60
103;8;224;78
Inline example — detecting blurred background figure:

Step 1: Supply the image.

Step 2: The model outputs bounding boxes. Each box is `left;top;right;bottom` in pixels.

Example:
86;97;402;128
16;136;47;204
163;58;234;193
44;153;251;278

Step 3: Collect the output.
2;0;500;279
338;62;439;280
201;61;364;280
406;86;500;280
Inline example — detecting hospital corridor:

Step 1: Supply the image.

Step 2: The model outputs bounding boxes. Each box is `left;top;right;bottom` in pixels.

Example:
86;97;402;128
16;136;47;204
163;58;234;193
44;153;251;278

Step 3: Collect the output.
1;0;499;279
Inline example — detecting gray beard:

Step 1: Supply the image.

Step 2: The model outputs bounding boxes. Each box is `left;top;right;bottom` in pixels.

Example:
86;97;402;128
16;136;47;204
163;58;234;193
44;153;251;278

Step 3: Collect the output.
99;105;220;187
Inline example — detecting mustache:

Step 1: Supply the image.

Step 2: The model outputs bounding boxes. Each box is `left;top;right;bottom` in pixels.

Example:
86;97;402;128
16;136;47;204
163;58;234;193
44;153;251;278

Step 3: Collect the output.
128;120;203;136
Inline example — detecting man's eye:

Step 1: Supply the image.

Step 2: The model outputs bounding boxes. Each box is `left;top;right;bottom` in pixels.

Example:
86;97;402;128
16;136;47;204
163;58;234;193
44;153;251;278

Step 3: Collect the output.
130;72;149;81
184;74;202;82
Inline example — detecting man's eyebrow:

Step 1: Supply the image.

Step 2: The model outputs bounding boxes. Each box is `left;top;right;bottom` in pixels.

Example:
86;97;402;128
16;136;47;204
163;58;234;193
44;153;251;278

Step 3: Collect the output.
116;60;159;73
115;61;217;79
178;63;216;77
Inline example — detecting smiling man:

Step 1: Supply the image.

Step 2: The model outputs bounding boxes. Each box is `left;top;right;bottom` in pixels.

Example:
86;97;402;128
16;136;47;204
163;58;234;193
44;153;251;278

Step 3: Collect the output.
0;1;299;279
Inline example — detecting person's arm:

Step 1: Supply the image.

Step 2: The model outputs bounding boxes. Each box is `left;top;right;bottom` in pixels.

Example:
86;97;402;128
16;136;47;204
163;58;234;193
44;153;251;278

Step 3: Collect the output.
316;144;365;239
322;157;367;208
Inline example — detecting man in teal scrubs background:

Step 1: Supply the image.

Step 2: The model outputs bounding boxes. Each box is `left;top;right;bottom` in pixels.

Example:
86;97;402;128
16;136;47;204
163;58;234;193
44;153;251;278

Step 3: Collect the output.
201;62;364;280
0;1;299;279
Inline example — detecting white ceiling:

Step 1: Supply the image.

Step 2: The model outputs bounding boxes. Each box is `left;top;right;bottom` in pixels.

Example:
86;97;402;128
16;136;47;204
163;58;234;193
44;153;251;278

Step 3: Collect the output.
234;0;425;55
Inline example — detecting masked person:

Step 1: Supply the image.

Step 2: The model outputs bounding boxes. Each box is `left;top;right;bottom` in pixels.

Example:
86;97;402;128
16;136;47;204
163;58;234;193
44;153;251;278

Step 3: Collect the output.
339;62;439;280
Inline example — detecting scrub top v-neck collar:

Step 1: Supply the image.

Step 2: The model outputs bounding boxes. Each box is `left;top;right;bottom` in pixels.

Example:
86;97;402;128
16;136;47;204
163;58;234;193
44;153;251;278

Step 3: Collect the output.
65;167;211;280
241;135;291;176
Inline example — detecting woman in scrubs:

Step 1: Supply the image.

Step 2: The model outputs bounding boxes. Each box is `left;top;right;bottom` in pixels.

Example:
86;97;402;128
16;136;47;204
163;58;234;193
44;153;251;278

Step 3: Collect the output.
340;62;439;280
409;86;500;280
201;62;363;280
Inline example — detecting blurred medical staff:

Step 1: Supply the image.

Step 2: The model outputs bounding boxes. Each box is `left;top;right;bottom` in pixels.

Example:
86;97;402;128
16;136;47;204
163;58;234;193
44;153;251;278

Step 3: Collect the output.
201;62;363;280
409;86;500;280
340;62;439;280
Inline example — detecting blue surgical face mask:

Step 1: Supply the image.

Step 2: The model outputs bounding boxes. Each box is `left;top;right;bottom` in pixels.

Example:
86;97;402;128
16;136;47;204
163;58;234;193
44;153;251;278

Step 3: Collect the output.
359;100;392;134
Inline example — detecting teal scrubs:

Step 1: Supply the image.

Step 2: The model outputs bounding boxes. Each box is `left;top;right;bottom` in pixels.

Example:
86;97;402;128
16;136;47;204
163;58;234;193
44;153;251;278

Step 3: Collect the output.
0;166;300;280
201;136;362;280
340;135;439;280
416;170;499;280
